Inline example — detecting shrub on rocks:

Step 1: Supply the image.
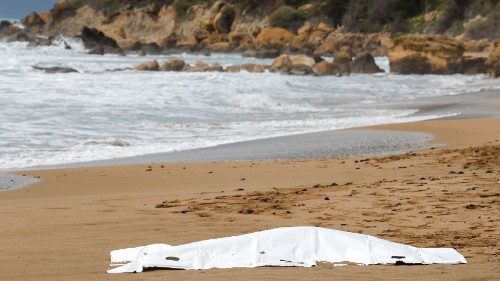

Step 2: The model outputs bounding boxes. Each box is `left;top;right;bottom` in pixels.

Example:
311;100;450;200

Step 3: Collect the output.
173;0;202;16
270;5;309;32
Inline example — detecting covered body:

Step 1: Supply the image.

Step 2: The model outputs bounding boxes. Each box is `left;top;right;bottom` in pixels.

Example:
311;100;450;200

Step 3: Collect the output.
108;226;466;273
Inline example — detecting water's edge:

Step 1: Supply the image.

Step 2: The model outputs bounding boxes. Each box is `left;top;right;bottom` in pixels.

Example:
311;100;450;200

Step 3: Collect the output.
19;88;500;168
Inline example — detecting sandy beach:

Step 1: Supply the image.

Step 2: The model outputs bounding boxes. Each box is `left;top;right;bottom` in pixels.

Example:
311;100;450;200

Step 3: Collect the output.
2;1;499;279
0;117;498;280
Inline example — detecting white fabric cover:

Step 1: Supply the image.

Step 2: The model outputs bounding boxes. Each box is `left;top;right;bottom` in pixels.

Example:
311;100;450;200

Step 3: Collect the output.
108;226;466;273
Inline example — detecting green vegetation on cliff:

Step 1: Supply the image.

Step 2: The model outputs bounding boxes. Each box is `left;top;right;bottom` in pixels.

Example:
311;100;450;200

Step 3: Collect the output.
52;0;500;39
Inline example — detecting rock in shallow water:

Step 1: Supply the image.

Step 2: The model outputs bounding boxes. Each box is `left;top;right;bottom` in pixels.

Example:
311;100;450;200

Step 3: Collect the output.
134;60;160;71
160;59;186;71
351;53;384;74
184;61;223;72
32;66;78;73
312;61;338;76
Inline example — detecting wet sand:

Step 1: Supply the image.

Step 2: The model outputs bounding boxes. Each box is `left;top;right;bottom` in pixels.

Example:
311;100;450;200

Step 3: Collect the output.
0;117;498;280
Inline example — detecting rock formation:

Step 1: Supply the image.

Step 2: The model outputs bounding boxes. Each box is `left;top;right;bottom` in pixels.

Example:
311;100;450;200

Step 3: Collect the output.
134;60;160;71
487;40;500;78
255;27;296;53
388;35;464;75
3;1;496;76
271;54;317;75
312;61;338;76
161;59;186;72
32;65;78;73
80;27;121;54
225;64;270;73
461;56;487;75
351;53;383;74
184;61;224;72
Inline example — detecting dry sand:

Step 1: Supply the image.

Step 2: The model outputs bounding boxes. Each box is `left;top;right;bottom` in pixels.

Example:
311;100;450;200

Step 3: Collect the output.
0;118;498;280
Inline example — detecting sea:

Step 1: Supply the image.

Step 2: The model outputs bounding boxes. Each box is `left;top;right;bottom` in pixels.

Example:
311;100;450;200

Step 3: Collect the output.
1;35;499;170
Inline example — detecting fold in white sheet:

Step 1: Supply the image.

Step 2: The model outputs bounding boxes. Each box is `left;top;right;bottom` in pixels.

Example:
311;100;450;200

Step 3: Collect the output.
108;226;466;273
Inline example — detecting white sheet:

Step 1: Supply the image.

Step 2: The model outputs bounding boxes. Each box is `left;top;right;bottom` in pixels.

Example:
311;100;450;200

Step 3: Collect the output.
108;226;466;273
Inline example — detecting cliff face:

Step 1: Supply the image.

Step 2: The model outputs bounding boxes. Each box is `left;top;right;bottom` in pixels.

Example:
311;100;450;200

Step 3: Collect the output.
45;0;500;38
3;0;496;76
41;1;265;51
20;0;496;56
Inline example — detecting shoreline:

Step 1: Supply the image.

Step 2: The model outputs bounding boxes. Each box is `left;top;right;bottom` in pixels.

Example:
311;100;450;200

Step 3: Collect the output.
5;90;500;174
1;89;498;191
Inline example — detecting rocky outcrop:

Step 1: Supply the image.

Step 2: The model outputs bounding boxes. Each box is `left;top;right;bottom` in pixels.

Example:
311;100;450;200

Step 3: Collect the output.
461;56;487;75
291;22;333;54
16;1;494;77
313;33;388;57
80;27;121;54
206;42;233;52
271;54;315;75
312;61;338;76
388;35;464;75
129;52;384;76
270;52;382;76
160;59;186;71
22;12;46;33
0;20;29;42
0;21;16;37
486;40;500;78
2;0;497;75
334;49;352;76
225;64;270;73
351;53;383;73
254;27;295;52
390;54;433;75
461;38;492;53
134;60;160;71
213;5;235;34
184;61;224;72
242;49;280;59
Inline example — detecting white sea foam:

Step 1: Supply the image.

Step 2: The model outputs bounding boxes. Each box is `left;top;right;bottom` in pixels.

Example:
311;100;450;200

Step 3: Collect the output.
0;41;498;169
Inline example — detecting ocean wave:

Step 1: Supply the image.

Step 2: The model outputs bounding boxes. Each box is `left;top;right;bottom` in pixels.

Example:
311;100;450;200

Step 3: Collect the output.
0;41;498;169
